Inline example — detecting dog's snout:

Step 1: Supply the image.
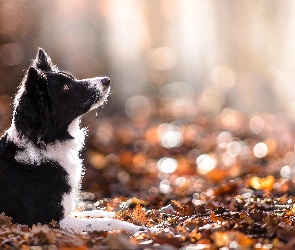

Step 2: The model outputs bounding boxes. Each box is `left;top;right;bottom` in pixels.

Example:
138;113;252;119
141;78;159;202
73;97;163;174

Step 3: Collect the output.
101;77;110;86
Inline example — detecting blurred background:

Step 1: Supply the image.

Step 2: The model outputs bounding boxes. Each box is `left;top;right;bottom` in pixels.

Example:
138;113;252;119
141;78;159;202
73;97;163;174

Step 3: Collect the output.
1;0;295;121
1;0;295;198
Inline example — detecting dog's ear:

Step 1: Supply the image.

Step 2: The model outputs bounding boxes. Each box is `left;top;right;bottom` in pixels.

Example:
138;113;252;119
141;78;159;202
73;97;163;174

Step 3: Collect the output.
34;48;54;72
25;67;48;96
16;66;51;147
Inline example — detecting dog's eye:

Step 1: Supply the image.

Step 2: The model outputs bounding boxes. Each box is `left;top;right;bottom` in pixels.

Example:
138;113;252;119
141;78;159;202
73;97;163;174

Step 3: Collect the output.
63;84;70;91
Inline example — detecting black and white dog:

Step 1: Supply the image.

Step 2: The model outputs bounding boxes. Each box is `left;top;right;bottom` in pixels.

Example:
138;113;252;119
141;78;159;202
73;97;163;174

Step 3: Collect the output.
0;48;110;226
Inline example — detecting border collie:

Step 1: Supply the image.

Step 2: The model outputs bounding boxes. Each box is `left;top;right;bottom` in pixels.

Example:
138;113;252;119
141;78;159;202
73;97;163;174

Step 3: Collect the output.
0;48;110;227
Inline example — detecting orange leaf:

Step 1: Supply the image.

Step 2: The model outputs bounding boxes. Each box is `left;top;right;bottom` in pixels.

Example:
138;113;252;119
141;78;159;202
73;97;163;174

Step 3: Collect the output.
131;204;149;225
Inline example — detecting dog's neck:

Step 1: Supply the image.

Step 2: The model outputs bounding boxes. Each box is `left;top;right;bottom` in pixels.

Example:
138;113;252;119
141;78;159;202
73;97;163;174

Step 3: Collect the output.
7;117;86;165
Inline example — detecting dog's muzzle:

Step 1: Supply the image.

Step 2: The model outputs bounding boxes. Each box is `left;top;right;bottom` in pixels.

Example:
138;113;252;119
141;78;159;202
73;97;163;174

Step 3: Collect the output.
80;76;110;93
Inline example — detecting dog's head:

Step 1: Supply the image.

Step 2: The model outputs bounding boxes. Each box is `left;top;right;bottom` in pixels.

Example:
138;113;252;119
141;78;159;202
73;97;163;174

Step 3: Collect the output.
13;48;110;147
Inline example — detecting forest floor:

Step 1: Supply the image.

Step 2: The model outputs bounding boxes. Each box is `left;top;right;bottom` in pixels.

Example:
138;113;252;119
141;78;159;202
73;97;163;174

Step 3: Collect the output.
2;109;295;249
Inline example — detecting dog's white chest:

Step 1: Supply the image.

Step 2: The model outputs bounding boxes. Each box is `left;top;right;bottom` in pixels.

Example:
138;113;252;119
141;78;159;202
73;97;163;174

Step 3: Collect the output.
7;118;86;216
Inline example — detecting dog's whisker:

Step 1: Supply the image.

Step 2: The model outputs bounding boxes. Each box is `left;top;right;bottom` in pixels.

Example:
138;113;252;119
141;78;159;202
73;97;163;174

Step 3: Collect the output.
81;94;96;107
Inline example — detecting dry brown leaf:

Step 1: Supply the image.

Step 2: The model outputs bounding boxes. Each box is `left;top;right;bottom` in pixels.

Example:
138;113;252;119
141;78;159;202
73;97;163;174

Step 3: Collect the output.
131;204;149;225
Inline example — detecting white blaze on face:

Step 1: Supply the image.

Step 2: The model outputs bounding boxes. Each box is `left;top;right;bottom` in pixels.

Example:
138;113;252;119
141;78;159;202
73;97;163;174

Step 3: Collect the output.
84;77;105;90
79;77;110;111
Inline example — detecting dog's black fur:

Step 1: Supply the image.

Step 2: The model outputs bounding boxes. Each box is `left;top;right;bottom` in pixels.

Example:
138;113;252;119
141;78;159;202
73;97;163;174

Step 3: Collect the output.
0;48;110;226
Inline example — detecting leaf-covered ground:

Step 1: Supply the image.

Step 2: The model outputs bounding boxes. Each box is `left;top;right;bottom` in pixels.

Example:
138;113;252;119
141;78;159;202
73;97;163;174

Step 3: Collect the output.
2;109;295;249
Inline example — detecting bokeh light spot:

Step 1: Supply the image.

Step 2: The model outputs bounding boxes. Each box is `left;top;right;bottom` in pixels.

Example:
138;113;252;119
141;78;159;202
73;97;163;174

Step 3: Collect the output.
125;95;152;121
160;130;183;148
253;142;268;158
249;176;274;191
158;123;183;149
196;154;217;175
159;179;172;194
280;165;292;178
249;116;265;134
217;131;233;145
148;46;176;71
157;157;178;174
227;141;243;158
88;152;107;169
95;121;113;145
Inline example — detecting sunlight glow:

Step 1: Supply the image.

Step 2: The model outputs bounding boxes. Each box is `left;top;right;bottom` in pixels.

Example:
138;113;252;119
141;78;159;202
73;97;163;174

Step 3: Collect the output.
107;0;146;59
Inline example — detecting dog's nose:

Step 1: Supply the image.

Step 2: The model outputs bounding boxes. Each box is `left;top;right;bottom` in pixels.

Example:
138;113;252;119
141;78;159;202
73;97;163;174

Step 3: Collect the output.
101;77;110;86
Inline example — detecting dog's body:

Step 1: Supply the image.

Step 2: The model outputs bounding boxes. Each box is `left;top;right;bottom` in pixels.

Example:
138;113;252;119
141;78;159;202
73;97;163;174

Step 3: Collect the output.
0;48;110;226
